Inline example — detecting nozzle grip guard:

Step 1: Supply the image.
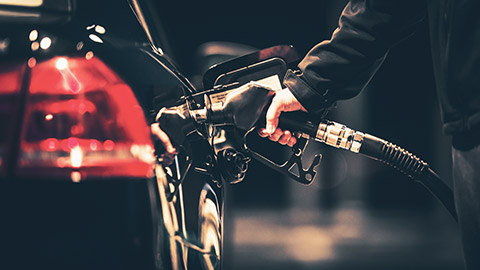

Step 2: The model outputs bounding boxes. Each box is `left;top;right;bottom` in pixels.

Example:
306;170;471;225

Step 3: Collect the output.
244;133;321;185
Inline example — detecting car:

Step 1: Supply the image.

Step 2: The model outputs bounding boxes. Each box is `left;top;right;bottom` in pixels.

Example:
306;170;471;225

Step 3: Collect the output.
0;0;224;269
0;0;318;269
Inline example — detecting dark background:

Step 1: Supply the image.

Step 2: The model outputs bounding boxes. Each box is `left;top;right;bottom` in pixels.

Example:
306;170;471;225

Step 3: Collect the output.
154;1;463;269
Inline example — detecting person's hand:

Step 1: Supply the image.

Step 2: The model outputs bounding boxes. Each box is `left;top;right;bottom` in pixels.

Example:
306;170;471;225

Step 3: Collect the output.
257;88;307;147
150;123;178;166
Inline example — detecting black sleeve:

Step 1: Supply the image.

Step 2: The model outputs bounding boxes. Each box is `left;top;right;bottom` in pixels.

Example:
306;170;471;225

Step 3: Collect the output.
283;0;427;114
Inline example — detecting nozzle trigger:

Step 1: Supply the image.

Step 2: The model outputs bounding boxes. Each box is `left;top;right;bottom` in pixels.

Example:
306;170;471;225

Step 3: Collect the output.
245;136;321;185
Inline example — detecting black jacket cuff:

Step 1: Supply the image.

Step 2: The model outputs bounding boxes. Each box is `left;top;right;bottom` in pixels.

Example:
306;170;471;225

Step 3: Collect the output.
283;69;335;114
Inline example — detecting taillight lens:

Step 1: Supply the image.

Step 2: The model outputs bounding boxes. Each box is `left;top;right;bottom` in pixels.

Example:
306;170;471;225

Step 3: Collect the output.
0;64;24;176
17;56;154;181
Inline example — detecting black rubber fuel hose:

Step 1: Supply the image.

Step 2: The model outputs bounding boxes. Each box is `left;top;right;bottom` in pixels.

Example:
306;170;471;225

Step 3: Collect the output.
277;117;458;222
359;134;457;222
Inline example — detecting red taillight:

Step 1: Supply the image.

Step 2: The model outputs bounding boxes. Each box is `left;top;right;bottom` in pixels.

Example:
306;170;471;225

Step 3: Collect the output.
16;56;154;181
0;64;25;176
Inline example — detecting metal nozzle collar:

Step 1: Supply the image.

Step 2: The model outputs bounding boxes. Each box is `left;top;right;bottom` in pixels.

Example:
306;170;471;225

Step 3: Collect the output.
315;121;364;153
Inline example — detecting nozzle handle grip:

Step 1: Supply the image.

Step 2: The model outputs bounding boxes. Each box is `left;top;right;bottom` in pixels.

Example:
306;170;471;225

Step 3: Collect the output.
277;111;319;137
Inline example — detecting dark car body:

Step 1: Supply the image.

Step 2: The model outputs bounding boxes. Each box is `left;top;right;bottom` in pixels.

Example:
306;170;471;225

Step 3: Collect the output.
0;0;223;269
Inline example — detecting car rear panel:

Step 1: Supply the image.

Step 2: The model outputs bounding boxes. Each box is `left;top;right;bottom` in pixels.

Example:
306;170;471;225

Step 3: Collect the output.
0;1;225;269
